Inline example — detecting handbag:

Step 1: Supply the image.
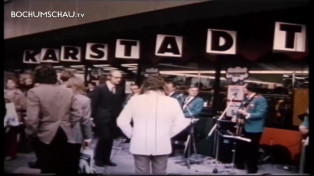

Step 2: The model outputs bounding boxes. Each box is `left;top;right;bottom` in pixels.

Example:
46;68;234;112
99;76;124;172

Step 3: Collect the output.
4;102;20;128
78;146;96;174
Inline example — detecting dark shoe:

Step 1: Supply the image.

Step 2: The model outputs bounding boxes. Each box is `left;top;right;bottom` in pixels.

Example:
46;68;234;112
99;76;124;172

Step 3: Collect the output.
247;170;257;174
28;161;40;169
235;164;245;170
104;161;117;167
95;161;106;167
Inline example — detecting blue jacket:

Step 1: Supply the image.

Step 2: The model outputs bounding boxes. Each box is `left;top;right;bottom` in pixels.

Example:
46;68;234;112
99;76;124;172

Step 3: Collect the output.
182;96;204;118
244;95;268;133
169;92;184;106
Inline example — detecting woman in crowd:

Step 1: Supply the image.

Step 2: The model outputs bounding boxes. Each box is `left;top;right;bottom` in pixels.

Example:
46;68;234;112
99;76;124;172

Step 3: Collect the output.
4;78;26;160
66;77;93;173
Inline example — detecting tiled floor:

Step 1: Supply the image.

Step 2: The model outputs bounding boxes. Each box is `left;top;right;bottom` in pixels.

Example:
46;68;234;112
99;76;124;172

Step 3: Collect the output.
4;139;305;175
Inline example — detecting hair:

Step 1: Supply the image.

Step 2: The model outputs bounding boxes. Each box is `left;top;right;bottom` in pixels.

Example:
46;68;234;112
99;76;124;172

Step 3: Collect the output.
60;70;75;82
245;82;260;93
165;81;177;87
140;76;165;93
67;77;86;95
99;74;107;85
130;83;139;87
6;77;19;88
33;64;57;84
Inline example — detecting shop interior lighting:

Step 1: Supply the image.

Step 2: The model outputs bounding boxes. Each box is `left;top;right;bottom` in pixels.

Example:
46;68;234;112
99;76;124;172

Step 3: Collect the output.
70;65;84;68
101;67;118;71
121;64;138;67
160;70;308;75
93;64;111;67
53;66;64;68
127;67;138;70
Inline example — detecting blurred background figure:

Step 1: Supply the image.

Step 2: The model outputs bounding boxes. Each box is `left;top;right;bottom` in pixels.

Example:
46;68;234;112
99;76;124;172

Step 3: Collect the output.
86;82;97;98
4;78;26;161
165;81;184;106
124;83;140;106
60;70;75;86
66;77;93;174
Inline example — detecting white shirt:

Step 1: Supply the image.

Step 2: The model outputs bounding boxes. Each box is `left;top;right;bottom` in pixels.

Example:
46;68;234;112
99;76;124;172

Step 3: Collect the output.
244;93;256;119
117;91;190;155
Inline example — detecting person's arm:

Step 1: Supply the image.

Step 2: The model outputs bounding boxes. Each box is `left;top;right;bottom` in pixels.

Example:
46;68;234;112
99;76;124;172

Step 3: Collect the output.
90;86;101;119
116;98;133;138
69;94;83;127
170;102;191;138
24;90;40;137
239;97;268;120
80;98;93;140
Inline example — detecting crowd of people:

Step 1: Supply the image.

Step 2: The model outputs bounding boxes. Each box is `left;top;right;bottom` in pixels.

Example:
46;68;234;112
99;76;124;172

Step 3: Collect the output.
3;64;309;174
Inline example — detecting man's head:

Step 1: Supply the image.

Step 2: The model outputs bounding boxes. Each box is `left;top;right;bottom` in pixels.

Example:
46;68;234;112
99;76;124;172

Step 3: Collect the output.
108;70;122;85
33;64;57;84
243;82;259;95
165;82;176;95
130;84;140;95
60;70;75;83
188;85;199;97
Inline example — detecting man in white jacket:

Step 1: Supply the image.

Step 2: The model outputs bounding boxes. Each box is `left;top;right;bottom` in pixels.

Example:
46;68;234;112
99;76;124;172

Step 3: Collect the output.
117;76;190;175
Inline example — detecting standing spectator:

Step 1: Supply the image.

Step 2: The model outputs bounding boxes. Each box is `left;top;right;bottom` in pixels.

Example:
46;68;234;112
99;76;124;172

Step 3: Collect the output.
66;77;93;174
123;83;140;106
299;108;309;173
86;82;97;98
117;76;190;175
25;64;82;174
165;81;184;105
60;70;75;86
4;78;26;160
91;70;125;167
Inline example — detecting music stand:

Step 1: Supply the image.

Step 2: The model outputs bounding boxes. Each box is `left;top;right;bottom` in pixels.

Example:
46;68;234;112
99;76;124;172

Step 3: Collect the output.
211;129;251;174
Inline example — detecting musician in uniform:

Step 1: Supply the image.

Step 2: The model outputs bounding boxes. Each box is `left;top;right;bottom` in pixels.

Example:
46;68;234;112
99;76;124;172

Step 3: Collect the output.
233;82;268;173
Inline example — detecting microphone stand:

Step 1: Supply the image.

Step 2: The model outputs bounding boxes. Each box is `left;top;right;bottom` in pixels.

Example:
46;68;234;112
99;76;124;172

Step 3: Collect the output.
181;105;199;170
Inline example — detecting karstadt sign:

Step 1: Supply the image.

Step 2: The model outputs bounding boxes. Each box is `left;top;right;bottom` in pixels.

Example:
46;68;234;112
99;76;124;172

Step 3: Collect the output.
23;21;307;64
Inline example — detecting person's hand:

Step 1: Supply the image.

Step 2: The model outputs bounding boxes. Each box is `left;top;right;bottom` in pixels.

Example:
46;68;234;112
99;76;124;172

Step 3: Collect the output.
237;109;248;116
299;125;309;135
83;139;91;149
231;116;237;123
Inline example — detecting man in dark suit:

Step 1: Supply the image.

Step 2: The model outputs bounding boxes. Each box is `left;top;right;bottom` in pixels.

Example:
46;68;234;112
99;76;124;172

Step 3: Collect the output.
165;81;184;106
91;70;125;167
234;82;268;173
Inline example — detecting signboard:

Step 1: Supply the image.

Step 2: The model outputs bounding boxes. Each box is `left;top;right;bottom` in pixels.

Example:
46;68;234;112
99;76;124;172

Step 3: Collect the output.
85;43;108;61
143;67;159;77
60;46;81;62
206;29;237;54
115;39;140;59
155;34;183;57
23;50;40;64
273;22;306;52
226;85;244;117
226;67;249;83
40;48;60;63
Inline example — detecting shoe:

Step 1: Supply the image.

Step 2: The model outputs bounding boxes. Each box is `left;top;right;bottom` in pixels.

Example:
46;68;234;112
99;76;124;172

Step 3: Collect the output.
247;170;257;173
95;161;106;167
235;164;245;170
104;161;117;167
28;161;40;169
